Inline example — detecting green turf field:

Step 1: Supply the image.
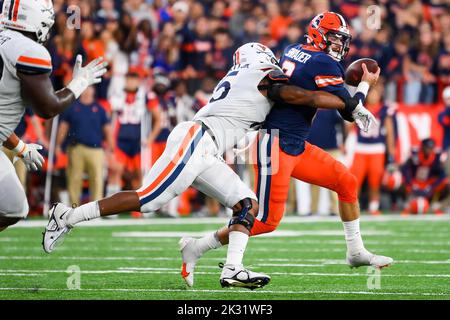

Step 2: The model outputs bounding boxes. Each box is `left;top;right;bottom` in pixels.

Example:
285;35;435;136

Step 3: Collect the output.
0;215;449;300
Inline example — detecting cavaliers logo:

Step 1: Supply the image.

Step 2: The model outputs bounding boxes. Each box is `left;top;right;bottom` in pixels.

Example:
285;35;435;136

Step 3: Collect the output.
311;14;324;29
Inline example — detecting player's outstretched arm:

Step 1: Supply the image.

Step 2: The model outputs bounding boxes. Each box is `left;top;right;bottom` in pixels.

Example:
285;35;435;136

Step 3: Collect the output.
18;55;108;119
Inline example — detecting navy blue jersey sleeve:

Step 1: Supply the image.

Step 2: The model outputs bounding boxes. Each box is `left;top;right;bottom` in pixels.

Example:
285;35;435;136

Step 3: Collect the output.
310;54;350;100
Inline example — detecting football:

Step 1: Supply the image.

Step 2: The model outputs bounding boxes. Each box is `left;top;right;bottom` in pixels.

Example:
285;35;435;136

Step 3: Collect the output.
344;58;379;86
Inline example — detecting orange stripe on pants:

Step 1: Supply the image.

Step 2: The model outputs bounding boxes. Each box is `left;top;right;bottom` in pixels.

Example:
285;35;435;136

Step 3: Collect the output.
137;124;200;198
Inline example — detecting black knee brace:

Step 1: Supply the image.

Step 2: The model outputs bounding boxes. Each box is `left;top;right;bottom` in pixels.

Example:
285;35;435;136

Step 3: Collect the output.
228;198;255;232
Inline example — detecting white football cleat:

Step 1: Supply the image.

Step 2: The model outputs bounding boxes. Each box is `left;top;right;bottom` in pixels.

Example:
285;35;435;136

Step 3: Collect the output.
219;264;271;290
179;237;201;287
42;203;73;253
347;250;393;269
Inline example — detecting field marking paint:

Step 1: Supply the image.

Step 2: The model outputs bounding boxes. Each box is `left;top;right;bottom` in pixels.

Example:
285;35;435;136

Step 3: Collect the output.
0;287;448;297
3;245;449;255
111;230;392;238
13;214;450;228
1;268;449;278
1;255;449;264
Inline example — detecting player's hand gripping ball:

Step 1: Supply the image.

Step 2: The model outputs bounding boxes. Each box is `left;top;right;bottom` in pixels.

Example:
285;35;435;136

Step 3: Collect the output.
345;58;379;87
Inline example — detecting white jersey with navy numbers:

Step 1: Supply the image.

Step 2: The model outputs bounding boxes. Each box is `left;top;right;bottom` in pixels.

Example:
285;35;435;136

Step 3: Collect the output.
193;62;279;153
0;28;52;144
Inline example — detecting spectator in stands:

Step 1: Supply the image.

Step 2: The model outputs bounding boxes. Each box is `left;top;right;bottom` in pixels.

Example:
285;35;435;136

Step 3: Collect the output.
438;86;450;177
402;138;449;215
56;86;114;206
148;73;177;166
108;71;162;197
304;109;345;216
403;23;438;104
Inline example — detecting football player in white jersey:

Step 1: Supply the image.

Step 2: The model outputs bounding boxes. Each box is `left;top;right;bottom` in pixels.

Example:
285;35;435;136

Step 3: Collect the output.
0;0;108;232
43;42;375;289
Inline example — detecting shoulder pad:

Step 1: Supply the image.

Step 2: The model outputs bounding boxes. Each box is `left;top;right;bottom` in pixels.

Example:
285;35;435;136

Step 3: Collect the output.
15;40;52;75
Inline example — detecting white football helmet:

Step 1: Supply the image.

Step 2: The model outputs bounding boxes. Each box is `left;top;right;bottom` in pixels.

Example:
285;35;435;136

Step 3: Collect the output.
233;42;280;68
1;0;55;44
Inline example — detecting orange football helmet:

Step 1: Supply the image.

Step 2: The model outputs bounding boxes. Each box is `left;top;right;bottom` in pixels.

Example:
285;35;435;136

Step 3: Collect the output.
307;12;352;61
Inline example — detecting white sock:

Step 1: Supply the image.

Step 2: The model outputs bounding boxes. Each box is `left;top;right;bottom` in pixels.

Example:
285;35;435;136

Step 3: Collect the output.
342;218;365;255
196;232;222;255
225;231;249;266
65;201;101;227
369;200;380;212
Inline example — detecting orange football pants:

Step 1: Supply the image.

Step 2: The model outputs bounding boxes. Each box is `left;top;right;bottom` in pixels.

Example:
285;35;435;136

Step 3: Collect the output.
350;152;385;189
250;134;358;236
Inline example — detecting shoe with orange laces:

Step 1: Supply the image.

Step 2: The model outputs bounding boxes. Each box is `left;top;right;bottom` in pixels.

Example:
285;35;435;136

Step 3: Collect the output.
131;211;143;218
433;208;445;216
179;237;200;287
369;210;382;216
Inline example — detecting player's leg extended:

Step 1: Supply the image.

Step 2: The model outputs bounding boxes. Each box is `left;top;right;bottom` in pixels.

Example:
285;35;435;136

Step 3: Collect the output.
180;157;271;289
0;150;29;232
291;143;393;268
43;122;207;253
180;133;292;287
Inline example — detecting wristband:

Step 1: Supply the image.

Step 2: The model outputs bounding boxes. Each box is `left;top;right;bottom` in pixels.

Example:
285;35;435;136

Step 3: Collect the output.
356;81;370;98
343;97;358;114
67;77;88;99
12;139;26;158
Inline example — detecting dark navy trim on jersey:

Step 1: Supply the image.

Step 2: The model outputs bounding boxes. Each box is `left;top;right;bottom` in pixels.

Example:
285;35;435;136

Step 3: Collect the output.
16;63;52;75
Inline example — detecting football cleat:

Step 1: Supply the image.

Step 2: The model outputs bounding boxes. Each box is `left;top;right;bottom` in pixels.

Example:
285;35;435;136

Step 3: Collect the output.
179;237;201;287
219;263;271;290
42;203;73;253
347;250;393;269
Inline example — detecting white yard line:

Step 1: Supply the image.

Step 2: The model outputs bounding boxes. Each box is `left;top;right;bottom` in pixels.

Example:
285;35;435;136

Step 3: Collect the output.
0;256;449;265
0;287;448;296
13;214;450;228
1;268;449;278
2;246;449;254
111;230;392;238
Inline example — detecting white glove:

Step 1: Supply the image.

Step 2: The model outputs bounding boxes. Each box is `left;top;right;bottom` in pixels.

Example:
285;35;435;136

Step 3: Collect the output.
352;100;379;133
67;55;108;99
12;140;45;171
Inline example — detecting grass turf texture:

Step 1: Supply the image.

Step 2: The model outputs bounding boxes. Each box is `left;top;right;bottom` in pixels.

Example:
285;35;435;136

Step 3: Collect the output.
0;215;449;300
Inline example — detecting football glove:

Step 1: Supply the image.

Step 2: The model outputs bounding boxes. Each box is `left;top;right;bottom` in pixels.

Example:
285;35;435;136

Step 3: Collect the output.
12;141;45;171
67;55;108;99
352;100;379;133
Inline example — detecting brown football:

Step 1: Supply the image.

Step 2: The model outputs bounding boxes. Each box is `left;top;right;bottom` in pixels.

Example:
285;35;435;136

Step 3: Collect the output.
344;58;379;87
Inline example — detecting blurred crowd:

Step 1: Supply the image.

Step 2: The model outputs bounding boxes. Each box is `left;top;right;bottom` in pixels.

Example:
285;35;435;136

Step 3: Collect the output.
6;0;450;217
